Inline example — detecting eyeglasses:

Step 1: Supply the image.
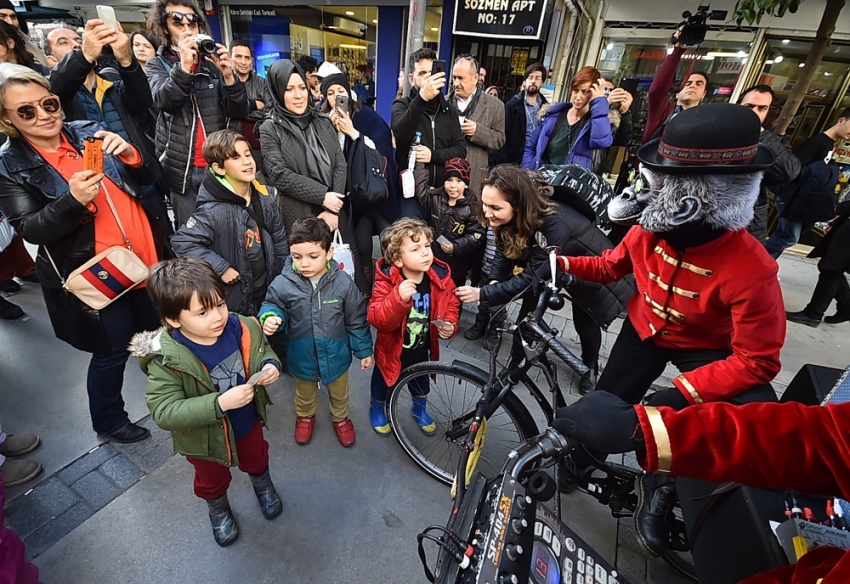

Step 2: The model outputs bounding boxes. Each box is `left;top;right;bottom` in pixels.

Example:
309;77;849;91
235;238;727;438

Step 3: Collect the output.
458;54;479;72
4;95;61;121
742;103;770;113
166;11;199;27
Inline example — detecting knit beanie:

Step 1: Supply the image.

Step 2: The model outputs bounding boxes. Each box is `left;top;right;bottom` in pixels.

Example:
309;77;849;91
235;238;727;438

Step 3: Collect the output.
443;158;471;186
0;0;15;12
321;73;351;99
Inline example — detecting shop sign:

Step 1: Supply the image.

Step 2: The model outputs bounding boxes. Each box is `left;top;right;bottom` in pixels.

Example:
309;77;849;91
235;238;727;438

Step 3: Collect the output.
453;0;549;40
230;8;277;17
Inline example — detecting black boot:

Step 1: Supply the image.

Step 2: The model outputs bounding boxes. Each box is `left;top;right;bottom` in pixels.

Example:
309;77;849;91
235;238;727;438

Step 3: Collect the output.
578;362;598;395
249;468;283;520
464;309;488;340
634;473;676;556
0;296;23;320
483;308;507;350
206;493;239;546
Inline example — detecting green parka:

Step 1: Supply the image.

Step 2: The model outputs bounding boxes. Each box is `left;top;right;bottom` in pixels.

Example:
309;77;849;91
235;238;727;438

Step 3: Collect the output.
130;314;279;466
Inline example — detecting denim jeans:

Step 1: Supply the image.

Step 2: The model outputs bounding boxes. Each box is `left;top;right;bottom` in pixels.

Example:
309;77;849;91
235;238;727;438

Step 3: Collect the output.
370;365;429;403
399;197;427;221
764;218;803;259
87;289;161;435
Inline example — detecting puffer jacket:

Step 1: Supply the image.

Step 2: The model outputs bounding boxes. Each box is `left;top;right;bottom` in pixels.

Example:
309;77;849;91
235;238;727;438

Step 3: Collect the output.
0;120;170;354
523;99;613;171
482;201;634;329
415;184;485;285
132;314;278;466
368;258;460;386
258;258;372;383
146;47;250;194
170;172;290;316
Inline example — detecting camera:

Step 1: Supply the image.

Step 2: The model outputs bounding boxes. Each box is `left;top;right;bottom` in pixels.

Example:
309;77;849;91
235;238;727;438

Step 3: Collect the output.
191;34;217;55
675;6;709;46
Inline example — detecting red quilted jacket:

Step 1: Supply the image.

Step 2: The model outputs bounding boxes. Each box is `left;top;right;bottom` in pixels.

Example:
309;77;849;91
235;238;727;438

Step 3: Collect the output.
367;258;460;386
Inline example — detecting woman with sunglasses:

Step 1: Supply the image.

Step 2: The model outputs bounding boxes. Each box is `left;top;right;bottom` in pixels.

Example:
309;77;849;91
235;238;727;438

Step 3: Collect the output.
0;64;171;444
258;60;366;294
145;0;249;227
523;66;613;174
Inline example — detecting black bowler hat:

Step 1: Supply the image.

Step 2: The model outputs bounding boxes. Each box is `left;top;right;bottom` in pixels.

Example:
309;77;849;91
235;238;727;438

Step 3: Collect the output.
636;103;775;175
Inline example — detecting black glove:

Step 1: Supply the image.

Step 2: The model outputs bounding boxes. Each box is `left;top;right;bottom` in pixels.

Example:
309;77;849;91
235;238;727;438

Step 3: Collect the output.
644;386;690;411
551;391;645;455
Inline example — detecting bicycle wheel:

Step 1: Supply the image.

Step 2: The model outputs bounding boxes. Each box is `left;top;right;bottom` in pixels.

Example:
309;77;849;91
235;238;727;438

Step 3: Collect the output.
387;361;538;485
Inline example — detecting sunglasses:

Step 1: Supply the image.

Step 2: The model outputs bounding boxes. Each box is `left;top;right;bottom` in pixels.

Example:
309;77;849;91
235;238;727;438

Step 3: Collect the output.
4;95;61;121
627;168;645;194
166;11;199;26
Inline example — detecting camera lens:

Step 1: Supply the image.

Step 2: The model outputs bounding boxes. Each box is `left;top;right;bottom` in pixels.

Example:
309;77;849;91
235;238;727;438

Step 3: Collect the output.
199;38;217;53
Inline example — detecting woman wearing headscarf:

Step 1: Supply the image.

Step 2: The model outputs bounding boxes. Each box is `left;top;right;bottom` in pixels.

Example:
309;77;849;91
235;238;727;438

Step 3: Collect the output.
320;72;399;293
258;59;365;293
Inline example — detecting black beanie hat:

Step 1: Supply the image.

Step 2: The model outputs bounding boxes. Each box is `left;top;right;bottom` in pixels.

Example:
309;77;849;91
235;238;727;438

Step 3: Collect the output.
443;158;471;186
0;0;15;12
321;73;351;99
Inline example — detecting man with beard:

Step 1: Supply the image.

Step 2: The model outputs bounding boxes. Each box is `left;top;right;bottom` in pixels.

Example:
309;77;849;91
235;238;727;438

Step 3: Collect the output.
554;103;784;557
229;40;272;178
494;63;547;165
391;48;466;219
449;55;504;197
641;30;708;144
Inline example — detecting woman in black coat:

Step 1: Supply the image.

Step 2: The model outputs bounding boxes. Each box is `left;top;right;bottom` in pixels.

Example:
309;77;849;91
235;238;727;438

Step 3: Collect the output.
320;72;400;293
455;165;634;393
786;199;850;326
258;59;366;294
0;64;170;443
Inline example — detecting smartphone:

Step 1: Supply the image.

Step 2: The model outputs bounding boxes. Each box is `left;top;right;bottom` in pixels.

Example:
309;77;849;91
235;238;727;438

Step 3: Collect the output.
431;59;446;76
96;5;119;29
618;77;639;94
431;320;453;328
335;93;349;114
83;137;104;175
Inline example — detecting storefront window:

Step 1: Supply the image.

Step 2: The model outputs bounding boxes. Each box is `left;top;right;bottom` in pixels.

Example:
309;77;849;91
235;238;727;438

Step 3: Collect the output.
756;37;850;147
598;34;752;140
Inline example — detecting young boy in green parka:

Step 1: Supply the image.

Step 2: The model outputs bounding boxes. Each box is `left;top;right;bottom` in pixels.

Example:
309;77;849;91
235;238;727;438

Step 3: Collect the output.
130;256;282;547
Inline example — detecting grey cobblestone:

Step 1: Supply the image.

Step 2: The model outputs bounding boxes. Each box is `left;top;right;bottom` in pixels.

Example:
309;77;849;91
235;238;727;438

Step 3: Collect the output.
112;434;158;460
24;503;94;560
57;443;117;485
99;454;144;489
135;443;175;473
647;557;690;584
5;478;81;538
70;471;122;511
615;545;648;583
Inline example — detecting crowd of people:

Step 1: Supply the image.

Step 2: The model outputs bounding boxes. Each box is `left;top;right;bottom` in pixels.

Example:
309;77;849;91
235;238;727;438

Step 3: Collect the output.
1;2;850;581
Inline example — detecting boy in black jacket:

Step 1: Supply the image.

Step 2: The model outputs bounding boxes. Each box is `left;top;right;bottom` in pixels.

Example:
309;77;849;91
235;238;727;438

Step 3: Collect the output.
172;130;289;316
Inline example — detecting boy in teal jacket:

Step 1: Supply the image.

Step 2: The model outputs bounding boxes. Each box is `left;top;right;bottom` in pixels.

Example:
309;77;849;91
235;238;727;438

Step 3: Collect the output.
131;256;282;547
259;218;373;448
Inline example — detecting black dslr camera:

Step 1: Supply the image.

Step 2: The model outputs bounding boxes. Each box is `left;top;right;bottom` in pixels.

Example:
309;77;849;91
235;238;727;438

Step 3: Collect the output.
675;6;709;46
191;34;218;55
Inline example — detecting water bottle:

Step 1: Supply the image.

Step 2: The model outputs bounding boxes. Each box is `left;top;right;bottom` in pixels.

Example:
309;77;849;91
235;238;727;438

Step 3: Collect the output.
408;131;422;171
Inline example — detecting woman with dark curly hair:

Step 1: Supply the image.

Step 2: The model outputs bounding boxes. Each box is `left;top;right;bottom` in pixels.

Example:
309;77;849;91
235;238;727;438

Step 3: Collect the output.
0;20;46;75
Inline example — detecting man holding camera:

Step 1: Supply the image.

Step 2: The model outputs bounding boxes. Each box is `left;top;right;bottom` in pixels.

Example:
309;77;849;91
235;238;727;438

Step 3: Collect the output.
145;0;249;227
641;29;708;144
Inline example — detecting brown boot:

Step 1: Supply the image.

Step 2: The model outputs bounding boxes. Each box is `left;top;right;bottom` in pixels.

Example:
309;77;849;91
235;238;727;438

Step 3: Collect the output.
0;433;41;457
0;458;42;487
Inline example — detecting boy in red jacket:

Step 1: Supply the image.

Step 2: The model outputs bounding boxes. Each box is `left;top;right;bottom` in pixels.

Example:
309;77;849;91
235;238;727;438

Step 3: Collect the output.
367;218;460;436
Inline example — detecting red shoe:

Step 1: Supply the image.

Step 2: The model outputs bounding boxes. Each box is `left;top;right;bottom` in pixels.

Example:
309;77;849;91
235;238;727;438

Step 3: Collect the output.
332;418;356;448
294;416;315;445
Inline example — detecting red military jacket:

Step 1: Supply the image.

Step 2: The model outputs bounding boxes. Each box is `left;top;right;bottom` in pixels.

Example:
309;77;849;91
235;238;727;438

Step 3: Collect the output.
367;257;460;386
567;226;785;404
636;400;850;583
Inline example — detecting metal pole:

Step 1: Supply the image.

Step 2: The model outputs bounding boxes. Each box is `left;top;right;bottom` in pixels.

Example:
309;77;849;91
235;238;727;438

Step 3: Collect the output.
403;0;428;97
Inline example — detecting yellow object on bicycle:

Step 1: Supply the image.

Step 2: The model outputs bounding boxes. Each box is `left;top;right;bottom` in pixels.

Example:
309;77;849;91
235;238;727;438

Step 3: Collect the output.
451;416;489;500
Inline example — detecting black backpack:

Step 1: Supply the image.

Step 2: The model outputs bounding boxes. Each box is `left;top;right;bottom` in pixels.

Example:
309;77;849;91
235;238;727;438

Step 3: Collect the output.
348;137;388;209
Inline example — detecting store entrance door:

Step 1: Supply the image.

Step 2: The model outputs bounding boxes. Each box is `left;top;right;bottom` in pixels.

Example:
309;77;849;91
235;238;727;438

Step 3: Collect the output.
452;39;545;101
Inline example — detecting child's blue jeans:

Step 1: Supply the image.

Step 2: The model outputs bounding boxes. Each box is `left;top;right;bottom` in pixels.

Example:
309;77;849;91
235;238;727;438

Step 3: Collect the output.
370;365;429;403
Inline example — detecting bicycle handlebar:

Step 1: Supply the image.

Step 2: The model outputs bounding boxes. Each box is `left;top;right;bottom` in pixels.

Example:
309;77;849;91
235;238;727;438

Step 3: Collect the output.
505;427;575;480
525;319;590;377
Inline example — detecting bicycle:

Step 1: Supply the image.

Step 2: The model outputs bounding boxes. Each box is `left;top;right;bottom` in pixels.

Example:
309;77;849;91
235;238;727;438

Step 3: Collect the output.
393;248;697;580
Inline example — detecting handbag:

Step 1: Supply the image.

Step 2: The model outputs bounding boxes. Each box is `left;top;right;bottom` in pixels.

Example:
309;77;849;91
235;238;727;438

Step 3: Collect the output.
331;229;355;278
0;210;15;253
348;136;388;208
45;184;150;310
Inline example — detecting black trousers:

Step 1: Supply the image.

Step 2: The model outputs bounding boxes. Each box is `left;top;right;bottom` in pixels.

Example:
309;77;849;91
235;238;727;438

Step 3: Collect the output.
805;266;850;318
595;318;777;406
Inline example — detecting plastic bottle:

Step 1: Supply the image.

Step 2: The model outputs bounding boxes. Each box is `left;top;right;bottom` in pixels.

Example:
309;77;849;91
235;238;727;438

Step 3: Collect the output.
408;131;422;171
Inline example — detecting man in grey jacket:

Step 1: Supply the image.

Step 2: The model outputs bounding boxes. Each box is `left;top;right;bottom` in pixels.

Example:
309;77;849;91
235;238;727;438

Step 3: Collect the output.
449;55;505;198
229;39;272;178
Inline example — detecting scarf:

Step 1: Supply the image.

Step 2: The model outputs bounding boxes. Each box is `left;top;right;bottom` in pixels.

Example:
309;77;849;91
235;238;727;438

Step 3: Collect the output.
266;59;333;188
450;87;483;120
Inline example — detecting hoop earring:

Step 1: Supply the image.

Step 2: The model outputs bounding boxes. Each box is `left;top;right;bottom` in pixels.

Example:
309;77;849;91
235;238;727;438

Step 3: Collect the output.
2;120;11;126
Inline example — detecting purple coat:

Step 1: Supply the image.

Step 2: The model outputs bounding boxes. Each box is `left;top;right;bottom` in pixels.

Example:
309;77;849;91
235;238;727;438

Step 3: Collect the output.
522;97;613;171
0;480;41;584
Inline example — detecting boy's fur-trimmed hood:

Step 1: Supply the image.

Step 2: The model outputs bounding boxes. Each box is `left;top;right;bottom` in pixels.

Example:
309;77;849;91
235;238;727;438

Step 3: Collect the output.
129;328;165;359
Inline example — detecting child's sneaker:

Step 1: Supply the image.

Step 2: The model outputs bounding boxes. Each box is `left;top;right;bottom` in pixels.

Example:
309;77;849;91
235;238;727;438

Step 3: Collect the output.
294;416;315;445
333;417;356;447
410;396;437;436
369;400;391;436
